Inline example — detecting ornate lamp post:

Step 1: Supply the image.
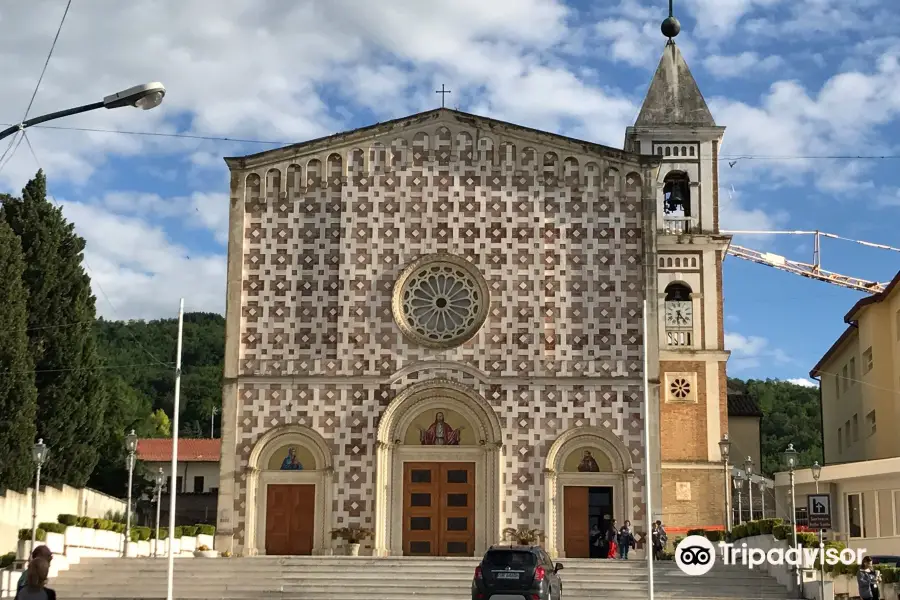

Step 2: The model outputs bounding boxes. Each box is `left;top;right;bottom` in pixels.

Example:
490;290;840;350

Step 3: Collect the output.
719;434;732;531
733;469;745;525
154;468;165;558
124;430;138;557
783;444;800;589
811;461;824;600
744;457;754;521
30;439;48;551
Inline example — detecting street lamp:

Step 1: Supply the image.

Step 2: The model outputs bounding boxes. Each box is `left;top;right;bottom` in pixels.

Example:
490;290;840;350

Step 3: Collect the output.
744;457;754;521
783;443;800;589
30;439;48;552
124;430;138;558
811;461;824;600
0;82;166;142
154;468;165;558
719;434;732;531
733;469;745;525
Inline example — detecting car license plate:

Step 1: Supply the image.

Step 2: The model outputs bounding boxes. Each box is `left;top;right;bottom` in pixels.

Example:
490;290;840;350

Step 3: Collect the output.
496;572;519;580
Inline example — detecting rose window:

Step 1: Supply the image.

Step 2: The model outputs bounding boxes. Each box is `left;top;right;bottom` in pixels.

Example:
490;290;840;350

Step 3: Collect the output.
392;254;490;349
670;378;691;400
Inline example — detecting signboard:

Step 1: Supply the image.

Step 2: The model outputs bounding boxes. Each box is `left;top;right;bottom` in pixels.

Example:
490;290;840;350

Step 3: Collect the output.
807;494;832;530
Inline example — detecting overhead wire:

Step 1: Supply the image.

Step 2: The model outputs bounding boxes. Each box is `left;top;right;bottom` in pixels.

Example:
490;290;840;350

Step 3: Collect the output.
5;122;900;162
0;361;173;377
0;0;72;176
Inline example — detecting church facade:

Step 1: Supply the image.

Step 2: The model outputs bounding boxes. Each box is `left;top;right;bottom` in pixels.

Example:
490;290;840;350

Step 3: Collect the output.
215;38;731;558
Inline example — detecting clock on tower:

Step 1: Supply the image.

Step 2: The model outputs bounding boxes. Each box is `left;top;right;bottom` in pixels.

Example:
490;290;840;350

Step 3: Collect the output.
665;301;693;327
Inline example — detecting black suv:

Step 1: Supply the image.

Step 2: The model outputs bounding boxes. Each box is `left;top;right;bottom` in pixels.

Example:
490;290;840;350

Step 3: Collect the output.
472;545;564;600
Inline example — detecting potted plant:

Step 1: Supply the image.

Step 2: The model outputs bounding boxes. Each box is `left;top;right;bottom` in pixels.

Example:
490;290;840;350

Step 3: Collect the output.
193;544;218;558
502;527;545;546
331;527;374;556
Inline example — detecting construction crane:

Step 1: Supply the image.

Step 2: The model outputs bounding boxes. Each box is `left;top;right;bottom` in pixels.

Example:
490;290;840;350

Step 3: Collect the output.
720;230;897;295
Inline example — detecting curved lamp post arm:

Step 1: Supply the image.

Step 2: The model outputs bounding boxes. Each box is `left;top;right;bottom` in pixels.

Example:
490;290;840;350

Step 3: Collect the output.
0;102;104;141
0;82;165;142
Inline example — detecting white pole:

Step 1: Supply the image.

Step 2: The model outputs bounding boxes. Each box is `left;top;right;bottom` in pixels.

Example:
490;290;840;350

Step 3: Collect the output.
31;463;41;552
641;299;655;600
166;298;185;600
124;453;134;557
761;481;766;518
154;481;162;558
748;473;754;522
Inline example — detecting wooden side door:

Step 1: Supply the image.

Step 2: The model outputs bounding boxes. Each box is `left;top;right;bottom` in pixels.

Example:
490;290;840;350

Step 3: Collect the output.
563;486;590;558
265;484;316;555
289;484;316;555
266;484;293;555
439;463;475;557
403;463;440;556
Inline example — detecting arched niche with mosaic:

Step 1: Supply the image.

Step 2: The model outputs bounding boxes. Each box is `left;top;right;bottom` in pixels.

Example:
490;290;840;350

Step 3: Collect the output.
402;407;478;446
391;253;490;349
265;443;318;471
562;446;615;473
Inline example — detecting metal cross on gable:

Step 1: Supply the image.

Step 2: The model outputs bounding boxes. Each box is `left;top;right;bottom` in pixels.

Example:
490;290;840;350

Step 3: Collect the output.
436;84;451;108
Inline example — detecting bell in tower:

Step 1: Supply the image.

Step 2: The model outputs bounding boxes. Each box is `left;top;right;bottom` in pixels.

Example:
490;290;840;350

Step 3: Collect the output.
663;171;691;216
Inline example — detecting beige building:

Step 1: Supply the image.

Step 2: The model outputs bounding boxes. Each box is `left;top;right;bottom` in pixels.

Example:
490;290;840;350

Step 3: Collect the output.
813;272;900;464
773;271;900;554
214;33;734;558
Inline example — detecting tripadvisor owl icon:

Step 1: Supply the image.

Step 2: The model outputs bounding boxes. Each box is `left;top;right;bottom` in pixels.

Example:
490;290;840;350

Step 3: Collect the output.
675;535;716;576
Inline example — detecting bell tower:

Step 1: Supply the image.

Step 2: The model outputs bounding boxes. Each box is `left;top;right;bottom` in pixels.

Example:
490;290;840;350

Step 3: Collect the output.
625;2;733;530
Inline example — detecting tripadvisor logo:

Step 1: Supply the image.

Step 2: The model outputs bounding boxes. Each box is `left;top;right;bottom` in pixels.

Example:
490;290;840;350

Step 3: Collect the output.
675;535;866;576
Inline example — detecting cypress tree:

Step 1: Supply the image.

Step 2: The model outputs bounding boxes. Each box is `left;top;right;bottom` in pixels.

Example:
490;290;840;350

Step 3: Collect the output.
0;219;38;491
0;171;107;487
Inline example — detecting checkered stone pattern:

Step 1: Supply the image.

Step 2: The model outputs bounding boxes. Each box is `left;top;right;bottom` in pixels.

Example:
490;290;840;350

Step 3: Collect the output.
229;117;652;549
232;373;647;549
237;123;646;379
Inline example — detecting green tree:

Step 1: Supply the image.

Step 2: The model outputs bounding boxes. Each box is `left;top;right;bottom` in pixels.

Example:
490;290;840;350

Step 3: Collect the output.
0;220;38;491
148;408;171;437
0;171;107;487
730;377;823;476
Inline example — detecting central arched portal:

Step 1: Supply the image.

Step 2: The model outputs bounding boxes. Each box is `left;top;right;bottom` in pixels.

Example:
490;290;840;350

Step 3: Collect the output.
374;379;502;557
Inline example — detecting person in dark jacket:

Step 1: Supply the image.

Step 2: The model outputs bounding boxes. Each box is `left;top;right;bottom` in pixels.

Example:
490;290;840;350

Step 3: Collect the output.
15;557;56;600
651;521;667;560
589;524;603;558
16;546;52;593
858;556;881;600
618;520;636;559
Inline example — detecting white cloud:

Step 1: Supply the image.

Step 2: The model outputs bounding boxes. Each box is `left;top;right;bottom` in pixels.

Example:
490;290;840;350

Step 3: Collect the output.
786;378;818;388
725;331;792;372
58;199;226;320
703;52;784;79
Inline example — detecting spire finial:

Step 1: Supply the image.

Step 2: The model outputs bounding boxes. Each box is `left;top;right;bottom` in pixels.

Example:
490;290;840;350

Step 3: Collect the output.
661;0;681;39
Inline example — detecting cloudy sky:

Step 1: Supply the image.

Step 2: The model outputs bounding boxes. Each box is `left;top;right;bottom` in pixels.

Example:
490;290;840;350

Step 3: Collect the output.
0;0;897;386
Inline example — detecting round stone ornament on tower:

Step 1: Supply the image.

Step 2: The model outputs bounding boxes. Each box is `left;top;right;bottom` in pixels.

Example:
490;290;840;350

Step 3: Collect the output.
661;16;680;38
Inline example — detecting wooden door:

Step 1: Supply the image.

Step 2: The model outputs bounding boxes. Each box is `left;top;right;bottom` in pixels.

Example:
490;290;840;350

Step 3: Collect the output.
563;486;590;558
265;484;315;555
403;462;475;557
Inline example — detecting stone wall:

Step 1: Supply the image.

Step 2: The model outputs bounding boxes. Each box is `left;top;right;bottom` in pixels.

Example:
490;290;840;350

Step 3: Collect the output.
0;485;125;555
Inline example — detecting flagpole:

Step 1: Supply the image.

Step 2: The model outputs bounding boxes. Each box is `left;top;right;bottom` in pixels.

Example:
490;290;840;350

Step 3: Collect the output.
642;298;655;600
166;298;185;600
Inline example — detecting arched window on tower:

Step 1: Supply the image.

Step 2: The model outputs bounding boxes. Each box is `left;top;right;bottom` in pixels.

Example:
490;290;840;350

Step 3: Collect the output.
663;171;691;217
663;282;693;347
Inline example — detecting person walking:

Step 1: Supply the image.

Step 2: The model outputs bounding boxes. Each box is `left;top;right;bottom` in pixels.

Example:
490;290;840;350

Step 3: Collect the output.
651;521;667;560
15;557;56;600
618;520;635;559
858;556;881;600
606;519;619;559
589;524;603;559
16;546;52;593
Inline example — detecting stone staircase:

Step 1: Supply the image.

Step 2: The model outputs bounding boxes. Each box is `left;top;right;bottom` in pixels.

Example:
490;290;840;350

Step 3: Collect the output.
49;556;798;600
